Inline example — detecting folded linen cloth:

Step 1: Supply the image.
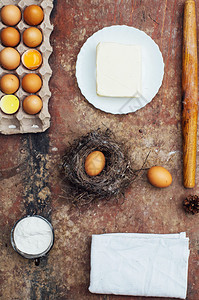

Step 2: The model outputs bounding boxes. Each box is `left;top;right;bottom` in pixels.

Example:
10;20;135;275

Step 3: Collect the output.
89;233;189;299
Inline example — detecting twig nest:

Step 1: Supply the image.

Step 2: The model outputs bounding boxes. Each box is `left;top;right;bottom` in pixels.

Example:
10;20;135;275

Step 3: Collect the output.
183;195;199;214
62;130;134;205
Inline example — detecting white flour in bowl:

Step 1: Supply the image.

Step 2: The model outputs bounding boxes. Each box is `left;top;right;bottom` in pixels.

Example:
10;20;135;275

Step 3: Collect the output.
13;216;53;255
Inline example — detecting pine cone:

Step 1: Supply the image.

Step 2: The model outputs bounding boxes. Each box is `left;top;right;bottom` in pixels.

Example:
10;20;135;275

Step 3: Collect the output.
183;195;199;214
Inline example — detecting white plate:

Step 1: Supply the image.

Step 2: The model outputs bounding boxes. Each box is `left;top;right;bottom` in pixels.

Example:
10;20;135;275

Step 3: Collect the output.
76;25;164;114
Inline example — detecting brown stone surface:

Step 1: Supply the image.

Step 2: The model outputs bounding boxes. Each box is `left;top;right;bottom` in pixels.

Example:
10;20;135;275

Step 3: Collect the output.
0;0;199;299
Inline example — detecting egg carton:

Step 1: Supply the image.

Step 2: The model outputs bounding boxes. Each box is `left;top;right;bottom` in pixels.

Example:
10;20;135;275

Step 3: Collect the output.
0;0;53;134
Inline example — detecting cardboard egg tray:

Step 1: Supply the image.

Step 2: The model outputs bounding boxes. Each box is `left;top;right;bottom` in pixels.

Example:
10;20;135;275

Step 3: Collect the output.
0;0;53;134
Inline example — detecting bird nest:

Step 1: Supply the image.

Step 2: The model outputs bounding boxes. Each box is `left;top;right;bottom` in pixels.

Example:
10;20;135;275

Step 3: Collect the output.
62;130;138;206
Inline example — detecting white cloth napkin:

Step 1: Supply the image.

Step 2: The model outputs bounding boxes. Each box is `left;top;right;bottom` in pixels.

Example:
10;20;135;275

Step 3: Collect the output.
89;233;189;299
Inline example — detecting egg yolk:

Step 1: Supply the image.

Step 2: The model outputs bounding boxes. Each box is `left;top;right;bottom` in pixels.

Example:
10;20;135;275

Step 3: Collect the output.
22;50;42;70
0;95;19;114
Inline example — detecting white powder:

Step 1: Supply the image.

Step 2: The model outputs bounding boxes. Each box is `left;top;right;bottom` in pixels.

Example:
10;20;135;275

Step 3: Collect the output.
13;216;53;255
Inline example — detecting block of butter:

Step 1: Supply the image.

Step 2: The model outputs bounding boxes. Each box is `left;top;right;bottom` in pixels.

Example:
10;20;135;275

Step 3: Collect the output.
96;42;142;98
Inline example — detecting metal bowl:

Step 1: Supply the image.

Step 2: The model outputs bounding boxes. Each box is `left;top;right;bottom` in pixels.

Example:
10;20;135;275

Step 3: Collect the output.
11;215;54;262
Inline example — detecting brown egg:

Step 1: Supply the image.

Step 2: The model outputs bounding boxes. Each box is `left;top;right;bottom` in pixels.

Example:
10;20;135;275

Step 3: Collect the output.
0;74;19;94
147;166;172;188
1;27;20;47
22;73;42;93
1;5;21;26
23;27;43;48
0;47;20;70
24;5;44;26
23;95;43;115
85;151;106;176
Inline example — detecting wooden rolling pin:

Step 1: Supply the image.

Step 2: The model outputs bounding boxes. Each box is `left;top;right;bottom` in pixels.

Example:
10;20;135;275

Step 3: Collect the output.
182;0;198;188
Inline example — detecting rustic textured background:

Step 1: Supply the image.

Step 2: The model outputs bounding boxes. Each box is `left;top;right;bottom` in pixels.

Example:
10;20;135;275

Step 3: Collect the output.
1;0;199;299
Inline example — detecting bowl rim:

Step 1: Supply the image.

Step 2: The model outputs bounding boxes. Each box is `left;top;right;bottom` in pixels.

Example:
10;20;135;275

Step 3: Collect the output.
11;214;54;259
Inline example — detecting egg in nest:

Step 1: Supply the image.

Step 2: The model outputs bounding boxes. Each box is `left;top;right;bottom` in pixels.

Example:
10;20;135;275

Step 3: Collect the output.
85;151;106;176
